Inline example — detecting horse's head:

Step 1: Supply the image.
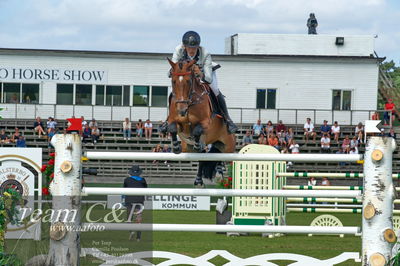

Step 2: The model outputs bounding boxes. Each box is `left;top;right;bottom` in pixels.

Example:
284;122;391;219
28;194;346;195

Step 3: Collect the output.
168;58;196;117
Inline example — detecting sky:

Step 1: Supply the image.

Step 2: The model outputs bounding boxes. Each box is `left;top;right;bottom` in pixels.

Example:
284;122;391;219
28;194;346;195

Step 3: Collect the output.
0;0;399;63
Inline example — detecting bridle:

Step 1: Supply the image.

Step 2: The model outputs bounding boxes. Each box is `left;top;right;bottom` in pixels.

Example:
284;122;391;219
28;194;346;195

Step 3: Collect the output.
171;69;208;108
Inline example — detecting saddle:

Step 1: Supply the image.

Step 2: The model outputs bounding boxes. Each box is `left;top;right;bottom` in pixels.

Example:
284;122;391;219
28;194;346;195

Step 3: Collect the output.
201;83;223;119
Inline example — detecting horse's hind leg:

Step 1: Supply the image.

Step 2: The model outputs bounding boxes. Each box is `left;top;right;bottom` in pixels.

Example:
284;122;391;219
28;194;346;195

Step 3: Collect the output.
168;122;181;154
192;124;204;152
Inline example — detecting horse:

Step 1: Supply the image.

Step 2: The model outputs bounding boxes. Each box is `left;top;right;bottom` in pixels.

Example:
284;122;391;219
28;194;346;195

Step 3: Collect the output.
165;59;236;185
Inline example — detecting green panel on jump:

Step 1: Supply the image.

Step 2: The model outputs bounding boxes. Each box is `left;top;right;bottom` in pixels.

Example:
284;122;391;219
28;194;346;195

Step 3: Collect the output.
233;218;266;225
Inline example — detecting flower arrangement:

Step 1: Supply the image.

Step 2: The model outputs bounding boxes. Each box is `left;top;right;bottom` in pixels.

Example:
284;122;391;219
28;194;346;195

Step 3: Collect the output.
0;188;24;265
216;163;233;189
41;152;55;196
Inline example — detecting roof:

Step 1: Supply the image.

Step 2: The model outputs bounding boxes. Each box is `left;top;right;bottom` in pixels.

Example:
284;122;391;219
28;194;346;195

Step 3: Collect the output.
0;47;385;62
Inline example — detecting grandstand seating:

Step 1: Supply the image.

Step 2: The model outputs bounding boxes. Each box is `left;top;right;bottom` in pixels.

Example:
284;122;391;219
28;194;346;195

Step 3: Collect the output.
1;118;399;185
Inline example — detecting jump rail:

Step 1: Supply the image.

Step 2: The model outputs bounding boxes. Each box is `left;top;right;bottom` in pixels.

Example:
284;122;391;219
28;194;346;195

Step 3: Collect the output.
82;223;360;235
278;172;400;178
81;187;362;198
85;151;363;162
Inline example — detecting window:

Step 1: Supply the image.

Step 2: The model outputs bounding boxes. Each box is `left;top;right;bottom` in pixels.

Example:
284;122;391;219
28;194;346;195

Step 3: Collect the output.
123;85;130;106
3;83;20;103
133;85;149;106
332;90;352;110
22;84;39;104
151;86;168;107
76;84;92;105
57;84;73;105
256;88;276;109
106;85;122;106
96;85;105;105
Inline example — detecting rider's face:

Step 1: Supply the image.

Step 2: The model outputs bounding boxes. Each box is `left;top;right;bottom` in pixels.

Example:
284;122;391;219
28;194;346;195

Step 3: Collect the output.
185;46;198;57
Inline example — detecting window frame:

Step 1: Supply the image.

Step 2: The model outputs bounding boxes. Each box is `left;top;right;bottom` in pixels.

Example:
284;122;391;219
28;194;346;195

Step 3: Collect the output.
332;89;352;111
256;88;277;109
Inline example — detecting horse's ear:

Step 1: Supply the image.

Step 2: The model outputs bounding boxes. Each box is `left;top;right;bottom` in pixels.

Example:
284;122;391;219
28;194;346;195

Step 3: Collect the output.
187;60;196;68
167;58;175;68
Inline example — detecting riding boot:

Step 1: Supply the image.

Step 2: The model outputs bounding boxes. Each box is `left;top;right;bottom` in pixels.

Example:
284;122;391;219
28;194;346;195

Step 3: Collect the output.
217;93;238;134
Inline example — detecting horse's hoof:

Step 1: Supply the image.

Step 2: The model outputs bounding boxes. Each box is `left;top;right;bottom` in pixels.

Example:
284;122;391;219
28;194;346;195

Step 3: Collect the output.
194;178;205;188
173;146;181;154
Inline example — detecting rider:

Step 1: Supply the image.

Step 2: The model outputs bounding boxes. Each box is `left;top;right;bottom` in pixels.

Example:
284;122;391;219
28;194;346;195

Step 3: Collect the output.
165;31;238;134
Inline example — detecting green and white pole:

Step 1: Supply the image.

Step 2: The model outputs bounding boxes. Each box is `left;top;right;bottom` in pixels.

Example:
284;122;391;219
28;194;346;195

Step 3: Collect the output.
277;172;400;179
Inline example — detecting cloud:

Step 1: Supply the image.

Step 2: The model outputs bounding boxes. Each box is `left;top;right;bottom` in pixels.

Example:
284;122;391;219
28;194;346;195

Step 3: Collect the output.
0;0;398;62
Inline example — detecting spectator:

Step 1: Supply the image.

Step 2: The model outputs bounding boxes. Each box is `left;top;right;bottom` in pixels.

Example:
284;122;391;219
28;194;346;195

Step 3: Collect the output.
34;117;46;138
355;122;364;143
81;116;88;129
123;165;147;241
16;135;26;148
257;132;267;145
144;119;153;140
11;128;21;143
159;120;168;141
162;144;171;153
336;148;347;167
341;135;351;153
308;177;317;186
350;136;359;153
268;133;280;150
136;119;144;138
277;129;287;147
320;133;331;153
321;177;331;186
242;131;253;146
264;121;274;137
331;121;340;143
91;126;101;144
252;119;263;136
152;144;162;153
349;147;358;154
289;139;300;154
0;129;10;144
82;124;91;144
384;99;396;125
387;128;397;139
286;128;294;145
320;120;331;137
89;118;98;130
303;118;316;143
123;118;132;140
379;128;385;137
371;111;380;120
46;117;57;134
275;120;286;134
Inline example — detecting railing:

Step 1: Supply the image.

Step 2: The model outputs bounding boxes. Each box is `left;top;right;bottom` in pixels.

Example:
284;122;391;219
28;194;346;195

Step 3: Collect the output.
0;103;392;126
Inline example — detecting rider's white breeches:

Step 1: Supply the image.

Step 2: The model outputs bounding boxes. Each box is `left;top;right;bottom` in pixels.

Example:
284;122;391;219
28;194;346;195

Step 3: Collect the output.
210;71;220;96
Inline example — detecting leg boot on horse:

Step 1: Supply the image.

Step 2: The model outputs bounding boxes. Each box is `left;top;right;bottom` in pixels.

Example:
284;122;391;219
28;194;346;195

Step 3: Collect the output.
168;122;181;154
192;124;204;152
217;93;238;134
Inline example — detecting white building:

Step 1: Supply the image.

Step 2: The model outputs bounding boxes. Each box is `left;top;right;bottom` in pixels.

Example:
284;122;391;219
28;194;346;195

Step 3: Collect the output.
0;34;381;125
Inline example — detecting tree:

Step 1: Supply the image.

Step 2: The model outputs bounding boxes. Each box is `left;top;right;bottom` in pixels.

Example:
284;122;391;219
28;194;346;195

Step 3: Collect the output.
381;60;400;88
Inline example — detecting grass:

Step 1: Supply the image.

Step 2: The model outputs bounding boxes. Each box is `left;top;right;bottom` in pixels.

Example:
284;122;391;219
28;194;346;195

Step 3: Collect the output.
3;183;363;265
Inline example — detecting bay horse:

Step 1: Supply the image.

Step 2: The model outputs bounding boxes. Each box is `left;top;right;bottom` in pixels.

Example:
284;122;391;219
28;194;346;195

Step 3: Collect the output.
166;59;236;184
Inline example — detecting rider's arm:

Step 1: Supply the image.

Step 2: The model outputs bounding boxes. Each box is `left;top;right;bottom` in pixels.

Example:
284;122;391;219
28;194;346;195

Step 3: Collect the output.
172;45;184;63
202;49;213;84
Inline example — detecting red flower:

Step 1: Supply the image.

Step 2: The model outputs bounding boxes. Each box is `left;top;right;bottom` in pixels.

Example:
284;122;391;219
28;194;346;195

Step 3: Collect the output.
48;159;55;165
228;177;232;181
49;152;55;157
50;173;54;179
224;183;229;188
41;165;47;172
42;187;49;195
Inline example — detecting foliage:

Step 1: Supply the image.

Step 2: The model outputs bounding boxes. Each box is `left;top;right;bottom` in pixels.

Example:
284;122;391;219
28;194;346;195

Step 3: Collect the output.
0;188;24;265
389;247;400;266
216;163;233;189
0;107;3;119
41;152;55;196
381;60;400;88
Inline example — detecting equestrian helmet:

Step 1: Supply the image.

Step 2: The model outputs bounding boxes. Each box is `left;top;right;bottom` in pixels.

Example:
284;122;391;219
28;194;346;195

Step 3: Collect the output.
182;31;201;47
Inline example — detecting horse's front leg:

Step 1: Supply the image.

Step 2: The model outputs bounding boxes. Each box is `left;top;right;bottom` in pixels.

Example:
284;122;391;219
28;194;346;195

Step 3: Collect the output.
168;122;181;154
192;124;204;152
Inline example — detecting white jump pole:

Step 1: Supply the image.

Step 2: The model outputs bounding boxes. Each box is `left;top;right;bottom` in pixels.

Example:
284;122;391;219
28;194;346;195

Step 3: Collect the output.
288;208;362;214
287;198;363;204
81;187;362;198
46;134;82;266
85;151;363;162
362;136;397;266
283;185;363;191
82;223;360;235
278;172;400;179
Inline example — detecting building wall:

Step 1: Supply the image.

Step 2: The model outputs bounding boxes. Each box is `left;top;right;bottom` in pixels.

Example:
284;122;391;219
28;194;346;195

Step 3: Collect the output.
0;50;379;124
